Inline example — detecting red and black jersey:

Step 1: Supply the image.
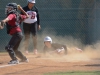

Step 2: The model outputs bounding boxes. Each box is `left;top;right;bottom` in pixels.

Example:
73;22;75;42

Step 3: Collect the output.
7;14;27;35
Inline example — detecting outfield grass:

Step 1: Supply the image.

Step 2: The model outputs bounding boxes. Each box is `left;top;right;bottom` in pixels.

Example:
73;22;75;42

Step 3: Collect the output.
43;71;100;75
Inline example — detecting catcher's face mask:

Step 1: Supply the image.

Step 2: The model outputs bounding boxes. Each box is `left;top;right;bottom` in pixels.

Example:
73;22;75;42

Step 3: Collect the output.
5;3;17;15
5;6;14;14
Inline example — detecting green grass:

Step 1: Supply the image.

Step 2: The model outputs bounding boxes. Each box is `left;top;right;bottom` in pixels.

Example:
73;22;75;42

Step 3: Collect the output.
0;51;6;53
43;71;100;75
0;51;8;55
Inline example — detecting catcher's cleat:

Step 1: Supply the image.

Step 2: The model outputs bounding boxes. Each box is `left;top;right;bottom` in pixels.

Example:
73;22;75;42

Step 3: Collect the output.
8;60;19;64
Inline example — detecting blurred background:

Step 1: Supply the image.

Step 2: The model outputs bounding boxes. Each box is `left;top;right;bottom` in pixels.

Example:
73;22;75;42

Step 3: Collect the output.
0;0;100;52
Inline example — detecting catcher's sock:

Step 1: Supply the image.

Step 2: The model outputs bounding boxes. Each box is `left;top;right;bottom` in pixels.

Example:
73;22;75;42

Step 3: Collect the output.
33;49;37;55
25;50;29;54
20;58;29;63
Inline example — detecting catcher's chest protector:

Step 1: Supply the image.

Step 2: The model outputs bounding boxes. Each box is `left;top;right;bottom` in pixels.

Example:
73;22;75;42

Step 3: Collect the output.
6;13;21;34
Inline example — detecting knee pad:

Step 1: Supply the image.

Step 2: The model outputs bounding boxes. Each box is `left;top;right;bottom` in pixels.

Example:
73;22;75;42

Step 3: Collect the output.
5;45;13;51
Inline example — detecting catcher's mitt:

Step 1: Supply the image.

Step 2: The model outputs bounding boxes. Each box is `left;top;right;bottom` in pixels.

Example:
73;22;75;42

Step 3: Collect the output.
0;21;5;29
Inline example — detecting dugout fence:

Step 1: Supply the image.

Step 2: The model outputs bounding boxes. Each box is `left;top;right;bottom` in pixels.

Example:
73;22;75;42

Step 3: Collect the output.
0;0;100;51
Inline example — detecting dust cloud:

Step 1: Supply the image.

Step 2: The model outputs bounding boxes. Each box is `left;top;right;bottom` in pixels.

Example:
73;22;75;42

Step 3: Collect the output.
37;31;100;62
20;30;100;62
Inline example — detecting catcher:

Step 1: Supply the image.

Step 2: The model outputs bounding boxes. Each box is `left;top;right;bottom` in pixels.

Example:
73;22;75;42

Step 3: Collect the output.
43;36;67;55
0;3;29;64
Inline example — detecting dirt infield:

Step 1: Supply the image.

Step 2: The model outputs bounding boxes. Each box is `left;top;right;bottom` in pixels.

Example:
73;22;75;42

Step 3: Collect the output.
0;52;100;75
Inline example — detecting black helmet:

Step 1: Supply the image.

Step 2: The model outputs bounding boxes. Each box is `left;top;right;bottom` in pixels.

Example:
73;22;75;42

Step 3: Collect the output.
5;3;18;15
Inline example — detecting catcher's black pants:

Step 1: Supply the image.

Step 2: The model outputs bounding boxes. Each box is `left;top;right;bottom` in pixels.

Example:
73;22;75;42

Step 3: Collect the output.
5;32;27;60
23;22;37;50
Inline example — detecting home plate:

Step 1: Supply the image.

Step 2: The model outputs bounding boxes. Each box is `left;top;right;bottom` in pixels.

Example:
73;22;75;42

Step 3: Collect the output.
0;63;25;68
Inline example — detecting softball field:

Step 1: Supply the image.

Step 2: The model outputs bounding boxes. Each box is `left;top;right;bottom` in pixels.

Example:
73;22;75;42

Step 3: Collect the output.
0;49;100;75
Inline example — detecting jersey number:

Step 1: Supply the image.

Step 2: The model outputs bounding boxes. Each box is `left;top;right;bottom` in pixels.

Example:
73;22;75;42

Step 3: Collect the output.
28;12;35;19
31;14;35;19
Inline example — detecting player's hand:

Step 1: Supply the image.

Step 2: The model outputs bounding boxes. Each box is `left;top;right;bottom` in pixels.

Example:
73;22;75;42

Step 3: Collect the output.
75;47;83;53
0;25;3;29
0;21;5;29
37;25;41;30
56;49;62;54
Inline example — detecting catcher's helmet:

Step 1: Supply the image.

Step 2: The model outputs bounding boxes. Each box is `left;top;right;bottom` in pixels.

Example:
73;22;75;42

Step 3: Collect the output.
44;36;52;43
5;3;18;15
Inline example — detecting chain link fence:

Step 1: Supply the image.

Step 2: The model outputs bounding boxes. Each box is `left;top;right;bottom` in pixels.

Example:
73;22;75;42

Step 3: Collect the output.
0;0;100;51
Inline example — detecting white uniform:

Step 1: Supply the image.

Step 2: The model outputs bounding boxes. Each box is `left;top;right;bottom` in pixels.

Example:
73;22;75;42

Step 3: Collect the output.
24;11;37;23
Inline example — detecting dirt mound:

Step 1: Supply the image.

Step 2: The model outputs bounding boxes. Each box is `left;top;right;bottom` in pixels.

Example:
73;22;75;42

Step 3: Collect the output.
0;53;100;75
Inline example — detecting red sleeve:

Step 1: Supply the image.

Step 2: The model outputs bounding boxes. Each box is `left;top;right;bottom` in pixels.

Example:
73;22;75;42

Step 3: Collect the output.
20;15;27;20
7;14;15;20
